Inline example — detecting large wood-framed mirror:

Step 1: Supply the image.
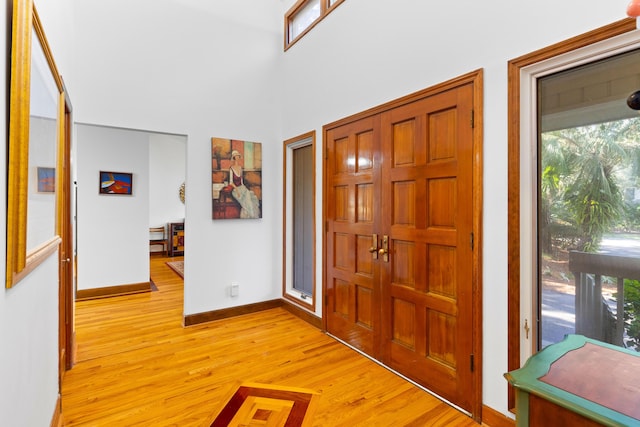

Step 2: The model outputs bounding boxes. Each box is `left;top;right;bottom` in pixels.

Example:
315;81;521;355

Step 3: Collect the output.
7;0;65;288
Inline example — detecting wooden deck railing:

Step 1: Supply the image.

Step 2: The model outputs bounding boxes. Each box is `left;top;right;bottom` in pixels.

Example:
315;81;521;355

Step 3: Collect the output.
569;251;640;347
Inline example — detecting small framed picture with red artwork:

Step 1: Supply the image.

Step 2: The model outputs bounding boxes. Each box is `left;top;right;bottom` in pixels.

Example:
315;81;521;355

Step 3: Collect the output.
99;171;133;195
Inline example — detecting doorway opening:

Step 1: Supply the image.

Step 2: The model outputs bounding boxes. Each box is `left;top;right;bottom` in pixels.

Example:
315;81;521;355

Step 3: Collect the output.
74;124;186;300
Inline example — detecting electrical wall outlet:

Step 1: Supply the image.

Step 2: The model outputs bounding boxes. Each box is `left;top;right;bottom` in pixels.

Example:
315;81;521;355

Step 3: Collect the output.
230;283;239;297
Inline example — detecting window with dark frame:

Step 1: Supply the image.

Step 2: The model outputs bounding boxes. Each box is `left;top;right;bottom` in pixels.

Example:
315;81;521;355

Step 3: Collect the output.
285;0;345;50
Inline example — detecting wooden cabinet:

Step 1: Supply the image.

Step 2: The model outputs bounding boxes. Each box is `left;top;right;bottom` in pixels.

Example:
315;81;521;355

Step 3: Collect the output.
168;222;184;256
505;335;640;426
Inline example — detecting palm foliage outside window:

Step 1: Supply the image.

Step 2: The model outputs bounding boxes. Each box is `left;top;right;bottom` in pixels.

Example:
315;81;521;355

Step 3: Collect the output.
539;118;640;350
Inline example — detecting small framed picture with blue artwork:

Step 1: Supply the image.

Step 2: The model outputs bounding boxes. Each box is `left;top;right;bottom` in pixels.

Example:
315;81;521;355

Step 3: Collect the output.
99;171;133;195
37;167;55;193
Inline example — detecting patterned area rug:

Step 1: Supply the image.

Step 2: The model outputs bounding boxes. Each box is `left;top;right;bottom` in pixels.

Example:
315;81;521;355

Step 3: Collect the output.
166;261;184;278
210;383;320;427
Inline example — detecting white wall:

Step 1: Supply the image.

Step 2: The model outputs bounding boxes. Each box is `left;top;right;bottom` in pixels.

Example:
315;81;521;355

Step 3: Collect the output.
0;0;74;424
76;124;150;290
0;257;60;426
70;0;284;314
71;0;636;418
149;133;186;228
5;0;633;423
276;0;634;417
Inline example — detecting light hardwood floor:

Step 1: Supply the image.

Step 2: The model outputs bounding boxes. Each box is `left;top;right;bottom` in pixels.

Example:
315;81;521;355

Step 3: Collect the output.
61;256;479;426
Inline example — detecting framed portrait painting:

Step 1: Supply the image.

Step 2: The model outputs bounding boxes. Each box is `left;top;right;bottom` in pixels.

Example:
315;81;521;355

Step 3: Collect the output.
211;137;262;220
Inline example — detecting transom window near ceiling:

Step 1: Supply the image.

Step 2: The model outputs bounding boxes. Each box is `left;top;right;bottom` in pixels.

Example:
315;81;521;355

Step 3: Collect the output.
285;0;345;50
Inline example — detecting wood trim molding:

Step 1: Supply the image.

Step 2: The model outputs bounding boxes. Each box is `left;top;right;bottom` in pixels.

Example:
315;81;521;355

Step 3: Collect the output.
12;237;61;284
7;0;33;285
76;282;151;301
184;299;323;329
184;299;283;326
472;69;485;422
6;0;65;288
482;405;515;427
284;0;346;50
282;130;317;314
324;69;484;132
50;395;62;427
280;299;322;329
506;17;637;410
282;293;314;312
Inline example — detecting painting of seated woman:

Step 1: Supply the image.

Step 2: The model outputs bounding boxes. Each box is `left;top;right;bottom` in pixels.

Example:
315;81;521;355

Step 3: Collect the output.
211;137;262;220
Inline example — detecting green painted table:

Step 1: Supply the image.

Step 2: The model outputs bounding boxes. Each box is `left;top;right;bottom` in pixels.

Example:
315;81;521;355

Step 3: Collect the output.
505;334;640;427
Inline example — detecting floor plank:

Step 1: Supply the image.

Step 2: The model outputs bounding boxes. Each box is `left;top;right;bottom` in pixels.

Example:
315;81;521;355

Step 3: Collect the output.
61;256;478;426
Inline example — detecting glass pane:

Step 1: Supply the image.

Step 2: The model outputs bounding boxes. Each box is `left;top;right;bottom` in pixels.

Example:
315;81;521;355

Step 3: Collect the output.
292;144;314;296
27;28;59;253
538;49;640;352
290;0;321;40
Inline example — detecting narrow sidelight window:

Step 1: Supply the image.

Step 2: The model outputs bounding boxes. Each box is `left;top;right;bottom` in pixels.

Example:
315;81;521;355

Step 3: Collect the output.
283;132;316;310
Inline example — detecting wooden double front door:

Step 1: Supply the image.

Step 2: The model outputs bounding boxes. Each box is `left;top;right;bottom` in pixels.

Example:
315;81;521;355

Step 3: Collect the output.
324;74;480;416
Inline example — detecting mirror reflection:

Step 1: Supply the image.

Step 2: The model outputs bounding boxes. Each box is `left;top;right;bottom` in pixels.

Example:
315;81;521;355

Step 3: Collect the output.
26;27;59;253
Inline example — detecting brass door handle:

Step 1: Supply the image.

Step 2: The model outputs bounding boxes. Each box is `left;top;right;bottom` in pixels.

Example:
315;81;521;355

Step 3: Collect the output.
369;234;378;259
379;235;389;262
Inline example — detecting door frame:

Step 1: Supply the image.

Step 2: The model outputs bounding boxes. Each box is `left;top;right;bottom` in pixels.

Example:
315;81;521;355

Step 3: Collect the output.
282;130;317;312
506;18;638;411
59;85;74;378
322;69;484;420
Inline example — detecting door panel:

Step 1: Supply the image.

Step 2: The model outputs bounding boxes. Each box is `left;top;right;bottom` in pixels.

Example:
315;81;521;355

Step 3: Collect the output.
380;85;474;411
325;79;478;415
325;117;381;357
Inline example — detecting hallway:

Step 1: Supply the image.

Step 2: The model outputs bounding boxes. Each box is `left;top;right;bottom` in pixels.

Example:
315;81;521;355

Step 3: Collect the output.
60;256;478;426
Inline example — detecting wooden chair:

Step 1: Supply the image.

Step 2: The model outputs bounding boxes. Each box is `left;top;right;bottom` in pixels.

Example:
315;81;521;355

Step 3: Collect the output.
149;226;168;256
